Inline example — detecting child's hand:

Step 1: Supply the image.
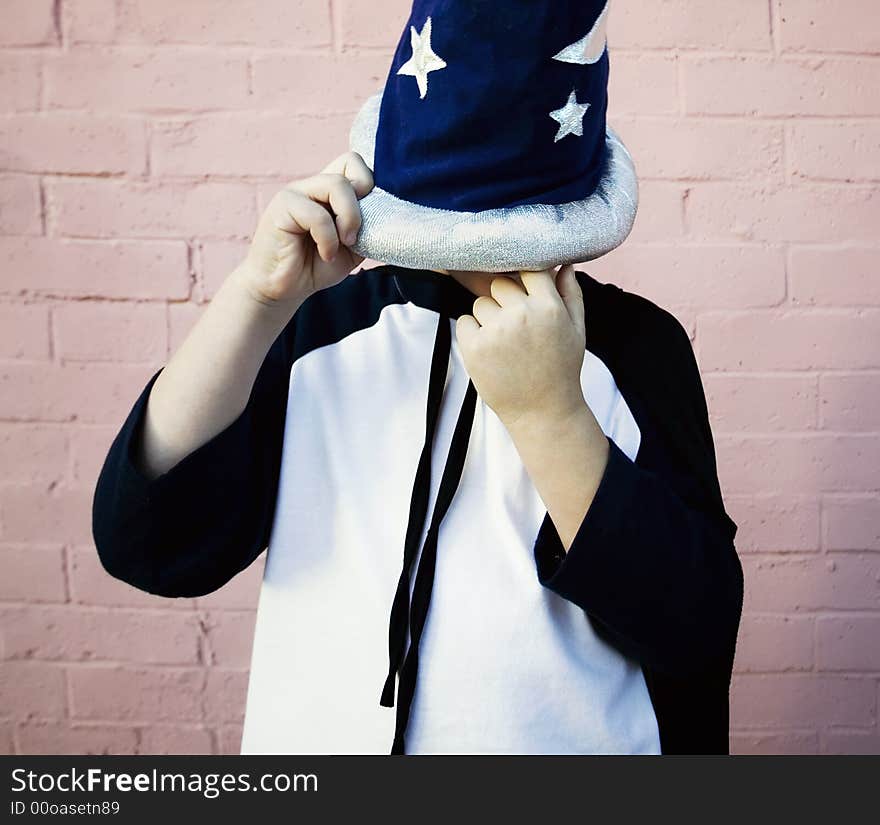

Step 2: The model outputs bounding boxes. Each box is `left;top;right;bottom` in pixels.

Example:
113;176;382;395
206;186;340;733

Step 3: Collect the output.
237;151;374;307
455;265;588;430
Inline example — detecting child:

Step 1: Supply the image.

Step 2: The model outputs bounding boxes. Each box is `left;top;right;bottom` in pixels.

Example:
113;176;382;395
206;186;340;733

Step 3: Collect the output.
92;0;744;755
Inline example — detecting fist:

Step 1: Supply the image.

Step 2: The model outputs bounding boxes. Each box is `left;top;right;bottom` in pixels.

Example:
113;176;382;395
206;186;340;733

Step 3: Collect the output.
455;265;587;428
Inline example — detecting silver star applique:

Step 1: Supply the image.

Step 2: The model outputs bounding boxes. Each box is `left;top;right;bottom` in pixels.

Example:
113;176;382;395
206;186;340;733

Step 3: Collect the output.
549;90;591;142
397;16;447;100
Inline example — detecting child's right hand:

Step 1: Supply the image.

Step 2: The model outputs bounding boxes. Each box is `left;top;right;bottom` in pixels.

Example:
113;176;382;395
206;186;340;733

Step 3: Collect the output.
236;151;374;308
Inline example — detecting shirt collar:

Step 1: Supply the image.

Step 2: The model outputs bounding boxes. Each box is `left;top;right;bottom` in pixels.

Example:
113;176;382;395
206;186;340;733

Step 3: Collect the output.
385;265;478;319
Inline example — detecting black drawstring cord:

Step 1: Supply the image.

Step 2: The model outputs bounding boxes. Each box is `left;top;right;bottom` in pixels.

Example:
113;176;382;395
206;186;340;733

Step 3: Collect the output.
378;308;479;755
380;315;451;708
389;378;477;754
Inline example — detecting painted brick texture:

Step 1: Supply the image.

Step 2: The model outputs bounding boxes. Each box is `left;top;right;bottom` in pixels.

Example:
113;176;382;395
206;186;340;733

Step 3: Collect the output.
1;0;878;755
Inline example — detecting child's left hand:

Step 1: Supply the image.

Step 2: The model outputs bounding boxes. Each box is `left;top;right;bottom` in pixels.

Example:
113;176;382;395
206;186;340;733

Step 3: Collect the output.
455;265;588;431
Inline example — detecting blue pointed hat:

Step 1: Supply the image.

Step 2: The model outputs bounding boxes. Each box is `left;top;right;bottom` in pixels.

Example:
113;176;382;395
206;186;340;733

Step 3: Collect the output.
349;0;637;273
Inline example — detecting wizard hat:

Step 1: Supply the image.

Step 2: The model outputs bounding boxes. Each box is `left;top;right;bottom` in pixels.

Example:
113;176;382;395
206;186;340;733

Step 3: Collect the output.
349;0;637;273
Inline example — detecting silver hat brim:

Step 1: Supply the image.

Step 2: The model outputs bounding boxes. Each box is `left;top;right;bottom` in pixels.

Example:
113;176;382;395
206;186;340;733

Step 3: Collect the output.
348;92;639;273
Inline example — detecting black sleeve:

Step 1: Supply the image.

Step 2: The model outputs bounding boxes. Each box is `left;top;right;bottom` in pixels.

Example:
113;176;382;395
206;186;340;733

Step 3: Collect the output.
91;319;293;599
532;296;744;679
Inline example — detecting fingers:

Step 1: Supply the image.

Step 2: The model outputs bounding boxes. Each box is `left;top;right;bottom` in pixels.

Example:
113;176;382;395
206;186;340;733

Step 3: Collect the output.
290;173;363;248
320;151;375;199
270;189;341;264
455;314;480;348
488;274;527;307
518;268;562;301
271;150;376;268
555;264;585;330
471;295;502;326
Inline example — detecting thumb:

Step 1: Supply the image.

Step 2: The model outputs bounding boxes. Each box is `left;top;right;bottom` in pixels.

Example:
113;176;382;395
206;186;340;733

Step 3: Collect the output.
556;264;585;331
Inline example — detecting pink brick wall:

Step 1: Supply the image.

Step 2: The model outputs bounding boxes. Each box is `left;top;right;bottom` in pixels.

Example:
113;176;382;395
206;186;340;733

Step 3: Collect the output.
1;0;878;755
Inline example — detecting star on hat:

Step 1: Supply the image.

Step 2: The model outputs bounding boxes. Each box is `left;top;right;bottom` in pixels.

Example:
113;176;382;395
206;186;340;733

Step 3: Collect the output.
397;16;447;100
549;90;591;143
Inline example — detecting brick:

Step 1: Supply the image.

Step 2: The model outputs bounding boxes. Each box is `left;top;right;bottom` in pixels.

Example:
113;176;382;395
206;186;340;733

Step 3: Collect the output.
717;434;880;494
151;114;352;178
167;302;202;355
683;56;880;117
203;669;248;723
789;122;880;183
703;374;818;432
69;545;197;610
685;184;879;243
0;361;157;423
0;174;41;235
0;303;50;359
202;610;257;668
607;54;678;117
615;118;783;182
622;182;685;243
0;720;13;754
0;606;201;665
47;179;256;240
339;0;411;48
138;725;213;755
817;617;880;671
0;237;191;300
0;423;67;484
54;302;168;363
731;674;875;727
108;0;331;47
0;662;66;719
198;240;248;300
0;544;66;602
45;51;250;112
698;310;880;370
823;497;880;551
778;1;880;54
820;730;880;755
609;0;772;51
789;246;880;307
0;114;146;175
820;373;880;431
16;721;139;755
0;0;57;46
64;0;118;44
216;724;243;755
0;484;93;544
69;666;205;722
0;53;41;111
251;53;391;114
583;241;785;309
68;426;116;487
741;554;880;612
734;615;814;672
725;495;821;553
731;729;818;755
194;556;264;610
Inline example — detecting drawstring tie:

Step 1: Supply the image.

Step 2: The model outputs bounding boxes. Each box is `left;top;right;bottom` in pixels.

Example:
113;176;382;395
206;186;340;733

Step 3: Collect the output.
379;312;477;754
